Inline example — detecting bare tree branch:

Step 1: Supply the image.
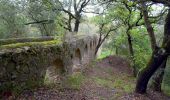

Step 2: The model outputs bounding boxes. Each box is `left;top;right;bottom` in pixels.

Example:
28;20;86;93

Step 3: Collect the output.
82;10;104;15
25;20;54;25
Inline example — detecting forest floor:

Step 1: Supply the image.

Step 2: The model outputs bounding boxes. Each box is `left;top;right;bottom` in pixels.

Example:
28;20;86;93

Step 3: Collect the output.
16;55;170;100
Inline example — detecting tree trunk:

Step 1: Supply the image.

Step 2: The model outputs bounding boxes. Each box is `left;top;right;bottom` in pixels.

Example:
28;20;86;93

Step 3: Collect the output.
135;49;168;93
135;8;170;94
127;33;134;57
127;32;137;76
163;9;170;52
115;46;118;55
142;3;157;50
95;43;101;55
95;30;111;55
95;35;102;55
74;13;80;32
152;8;170;91
150;59;167;91
68;15;72;32
74;19;80;32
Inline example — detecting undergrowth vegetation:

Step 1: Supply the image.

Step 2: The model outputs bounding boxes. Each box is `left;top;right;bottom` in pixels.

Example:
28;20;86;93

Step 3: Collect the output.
64;72;85;90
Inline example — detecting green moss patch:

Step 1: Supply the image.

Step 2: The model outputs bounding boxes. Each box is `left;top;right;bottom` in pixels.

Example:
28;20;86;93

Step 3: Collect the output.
0;39;62;50
0;36;56;46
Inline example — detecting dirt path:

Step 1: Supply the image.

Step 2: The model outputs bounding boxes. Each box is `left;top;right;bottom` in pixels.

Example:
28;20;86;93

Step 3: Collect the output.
16;56;170;100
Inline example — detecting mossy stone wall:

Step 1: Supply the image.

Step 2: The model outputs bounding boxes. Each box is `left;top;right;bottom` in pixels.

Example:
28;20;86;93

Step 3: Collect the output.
0;44;68;94
0;35;98;97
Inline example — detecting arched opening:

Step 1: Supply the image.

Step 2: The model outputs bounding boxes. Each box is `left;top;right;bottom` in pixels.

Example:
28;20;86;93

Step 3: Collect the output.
94;40;96;47
44;58;65;84
53;58;65;74
82;44;89;64
85;44;88;54
72;48;82;72
90;41;93;49
71;54;73;59
74;48;81;64
93;40;95;49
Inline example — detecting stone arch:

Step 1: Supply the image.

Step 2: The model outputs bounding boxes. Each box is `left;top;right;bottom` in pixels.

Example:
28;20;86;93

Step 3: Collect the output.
74;48;82;64
93;40;96;48
71;54;73;59
44;58;65;84
82;44;90;64
95;39;97;46
84;44;88;54
90;41;93;49
52;58;65;74
94;40;97;46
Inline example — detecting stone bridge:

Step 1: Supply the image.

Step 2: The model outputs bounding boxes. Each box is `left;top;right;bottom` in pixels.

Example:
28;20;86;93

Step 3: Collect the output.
0;34;98;93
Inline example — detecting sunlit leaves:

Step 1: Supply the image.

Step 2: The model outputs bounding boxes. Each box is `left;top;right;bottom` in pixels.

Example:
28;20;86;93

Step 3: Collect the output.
130;28;152;70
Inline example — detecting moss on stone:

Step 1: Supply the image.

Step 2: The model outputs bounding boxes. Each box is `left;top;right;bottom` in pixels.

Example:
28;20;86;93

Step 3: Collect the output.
0;39;62;49
0;34;97;98
0;36;56;46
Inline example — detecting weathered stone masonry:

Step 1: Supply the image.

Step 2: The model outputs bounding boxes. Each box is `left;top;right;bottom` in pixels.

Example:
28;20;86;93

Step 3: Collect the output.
0;35;98;93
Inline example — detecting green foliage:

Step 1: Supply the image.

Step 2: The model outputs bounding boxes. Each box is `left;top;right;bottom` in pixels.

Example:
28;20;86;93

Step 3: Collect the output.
90;11;118;35
0;0;64;38
106;1;143;28
55;14;66;36
105;29;128;56
104;26;152;73
100;1;151;72
97;49;114;59
0;0;28;39
65;73;85;89
130;28;152;71
27;0;57;36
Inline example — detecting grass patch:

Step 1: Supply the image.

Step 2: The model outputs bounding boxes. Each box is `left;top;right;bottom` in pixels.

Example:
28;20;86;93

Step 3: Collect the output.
93;75;135;93
0;40;61;49
113;79;134;93
64;72;85;89
92;77;114;88
162;85;170;96
97;49;114;59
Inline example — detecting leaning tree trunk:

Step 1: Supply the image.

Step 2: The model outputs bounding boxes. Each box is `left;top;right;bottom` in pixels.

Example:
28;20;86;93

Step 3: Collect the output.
95;30;111;56
149;59;167;91
135;49;168;93
135;8;170;94
141;2;160;90
95;32;102;55
155;8;170;91
95;43;101;56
